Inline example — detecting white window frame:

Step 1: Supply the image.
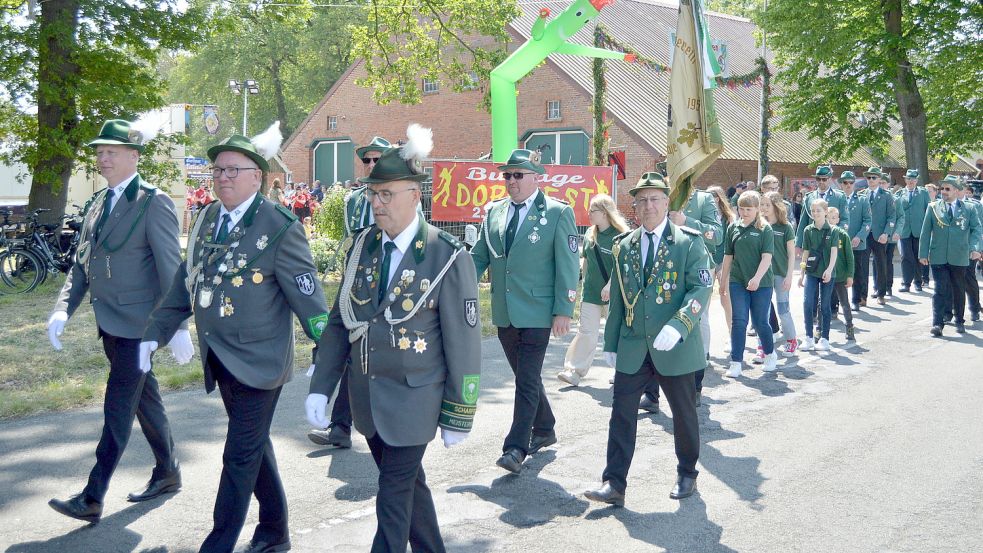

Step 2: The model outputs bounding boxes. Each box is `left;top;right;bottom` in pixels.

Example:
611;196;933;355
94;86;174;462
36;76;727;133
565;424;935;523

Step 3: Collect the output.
312;139;352;184
327;115;337;131
546;100;562;121
523;130;588;165
422;78;439;94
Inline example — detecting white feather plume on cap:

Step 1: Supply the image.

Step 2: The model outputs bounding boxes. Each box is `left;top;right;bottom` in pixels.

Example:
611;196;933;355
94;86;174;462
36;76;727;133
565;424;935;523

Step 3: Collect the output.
400;123;433;164
127;111;169;146
251;121;283;160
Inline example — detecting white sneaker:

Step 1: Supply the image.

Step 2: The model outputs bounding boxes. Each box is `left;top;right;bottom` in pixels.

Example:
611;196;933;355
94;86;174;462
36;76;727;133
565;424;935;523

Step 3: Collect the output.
557;370;581;386
725;362;743;378
816;338;831;352
800;337;815;351
762;352;779;372
723;344;732;354
751;346;765;364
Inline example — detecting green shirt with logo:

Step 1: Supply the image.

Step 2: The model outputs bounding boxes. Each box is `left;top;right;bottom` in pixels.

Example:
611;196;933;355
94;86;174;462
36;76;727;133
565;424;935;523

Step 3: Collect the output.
582;225;618;305
724;221;775;288
801;222;837;278
768;221;795;278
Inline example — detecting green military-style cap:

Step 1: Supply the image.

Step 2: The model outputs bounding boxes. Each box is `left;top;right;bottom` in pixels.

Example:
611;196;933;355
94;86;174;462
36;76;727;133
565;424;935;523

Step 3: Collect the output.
359;146;428;184
815;166;834;178
863;166;886;178
356;136;392;158
629;172;671;196
839;170;856;182
498;149;546;175
904;168;919;179
208;134;270;172
87;119;145;152
940;174;965;190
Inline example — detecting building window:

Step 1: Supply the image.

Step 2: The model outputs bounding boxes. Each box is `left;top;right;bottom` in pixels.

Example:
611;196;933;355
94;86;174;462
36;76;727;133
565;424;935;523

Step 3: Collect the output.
422;78;439;94
327;115;337;131
547;100;561;121
461;71;479;91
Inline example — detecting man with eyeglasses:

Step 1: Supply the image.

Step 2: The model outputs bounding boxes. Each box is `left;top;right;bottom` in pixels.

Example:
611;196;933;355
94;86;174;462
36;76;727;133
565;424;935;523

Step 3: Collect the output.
864;167;898;305
584;173;713;506
471;148;579;474
795;166;848;253
143;123;330;552
45;118;191;525
838;172;873;311
895;169;930;292
919;175;982;337
343;136;392;236
307;129;481;552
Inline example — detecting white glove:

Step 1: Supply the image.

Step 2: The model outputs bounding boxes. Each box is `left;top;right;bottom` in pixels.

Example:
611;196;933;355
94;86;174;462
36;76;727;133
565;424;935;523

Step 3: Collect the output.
441;428;469;448
47;311;68;351
652;326;682;351
168;329;194;365
604;352;617;367
139;341;159;373
306;393;329;428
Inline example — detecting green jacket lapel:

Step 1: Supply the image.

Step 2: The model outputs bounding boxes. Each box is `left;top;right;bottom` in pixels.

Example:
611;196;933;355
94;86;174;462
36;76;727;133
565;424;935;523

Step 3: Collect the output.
96;176;140;247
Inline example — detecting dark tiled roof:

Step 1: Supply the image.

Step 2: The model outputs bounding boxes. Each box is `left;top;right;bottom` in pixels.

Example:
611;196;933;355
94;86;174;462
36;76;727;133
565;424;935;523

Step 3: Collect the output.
509;0;971;171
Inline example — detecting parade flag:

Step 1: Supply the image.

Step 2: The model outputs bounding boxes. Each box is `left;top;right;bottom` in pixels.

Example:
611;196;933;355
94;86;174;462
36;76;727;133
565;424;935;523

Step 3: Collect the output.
666;0;724;211
203;105;220;135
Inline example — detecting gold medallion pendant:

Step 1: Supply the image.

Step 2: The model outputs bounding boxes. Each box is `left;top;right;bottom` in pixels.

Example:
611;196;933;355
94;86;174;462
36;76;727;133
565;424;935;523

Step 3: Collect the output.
252;270;264;284
402;298;414;311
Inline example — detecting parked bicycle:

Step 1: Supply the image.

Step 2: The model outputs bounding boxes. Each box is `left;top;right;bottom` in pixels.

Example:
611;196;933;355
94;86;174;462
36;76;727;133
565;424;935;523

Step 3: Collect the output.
0;207;83;294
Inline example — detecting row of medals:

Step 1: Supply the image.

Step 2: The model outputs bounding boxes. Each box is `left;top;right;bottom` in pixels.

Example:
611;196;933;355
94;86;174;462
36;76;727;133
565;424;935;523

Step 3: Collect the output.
526;214;549;244
629;257;678;304
359;262;432;353
198;236;268;317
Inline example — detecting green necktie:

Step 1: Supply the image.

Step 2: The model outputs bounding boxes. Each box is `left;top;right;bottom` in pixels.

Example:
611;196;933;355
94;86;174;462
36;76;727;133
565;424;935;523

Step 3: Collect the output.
643;231;656;282
94;188;115;241
504;202;523;256
379;241;396;303
214;213;231;243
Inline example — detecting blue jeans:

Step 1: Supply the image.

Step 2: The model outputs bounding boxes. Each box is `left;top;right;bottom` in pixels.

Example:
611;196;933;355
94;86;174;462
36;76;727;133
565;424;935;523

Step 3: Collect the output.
729;283;774;361
771;274;797;342
804;275;834;339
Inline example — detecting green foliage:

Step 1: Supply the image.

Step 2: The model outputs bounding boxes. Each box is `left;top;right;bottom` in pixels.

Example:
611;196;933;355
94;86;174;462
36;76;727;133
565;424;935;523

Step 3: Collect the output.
350;0;520;109
706;0;762;18
758;0;982;164
309;235;343;275
312;185;348;241
163;0;363;158
0;1;205;199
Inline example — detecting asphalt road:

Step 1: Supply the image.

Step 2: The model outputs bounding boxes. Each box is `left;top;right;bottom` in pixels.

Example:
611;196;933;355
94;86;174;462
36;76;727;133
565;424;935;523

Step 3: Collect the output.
1;278;982;553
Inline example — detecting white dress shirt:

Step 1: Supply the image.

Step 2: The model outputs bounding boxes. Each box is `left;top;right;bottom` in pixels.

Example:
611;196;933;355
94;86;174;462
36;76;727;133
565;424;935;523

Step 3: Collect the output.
640;217;669;268
381;214;421;288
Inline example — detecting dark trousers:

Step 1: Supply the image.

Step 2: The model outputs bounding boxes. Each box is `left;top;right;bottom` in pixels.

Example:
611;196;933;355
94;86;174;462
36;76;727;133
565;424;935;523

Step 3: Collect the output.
331;365;352;429
833;282;853;327
868;237;890;298
804;276;834;340
886;242;897;292
366;433;445;553
964;259;981;315
83;331;176;503
497;326;555;454
932;264;967;327
899;236;921;287
200;353;287;553
852;248;870;305
603;354;699;494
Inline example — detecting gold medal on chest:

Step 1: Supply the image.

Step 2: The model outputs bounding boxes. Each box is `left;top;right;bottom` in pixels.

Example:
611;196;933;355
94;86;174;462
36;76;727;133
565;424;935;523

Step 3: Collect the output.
251;269;264;284
402;297;414;311
231;276;244;288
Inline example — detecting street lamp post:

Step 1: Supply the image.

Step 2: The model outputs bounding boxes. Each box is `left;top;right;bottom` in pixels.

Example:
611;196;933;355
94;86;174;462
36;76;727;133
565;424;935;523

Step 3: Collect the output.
228;79;260;135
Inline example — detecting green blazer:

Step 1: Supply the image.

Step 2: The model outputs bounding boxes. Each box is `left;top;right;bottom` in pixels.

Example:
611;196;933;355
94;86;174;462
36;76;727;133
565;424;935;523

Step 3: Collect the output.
471;189;580;328
895;186;930;239
603;223;713;376
963;199;983;251
795;188;848;247
918;200;982;267
844;193;872;251
867;187;898;239
681;189;724;267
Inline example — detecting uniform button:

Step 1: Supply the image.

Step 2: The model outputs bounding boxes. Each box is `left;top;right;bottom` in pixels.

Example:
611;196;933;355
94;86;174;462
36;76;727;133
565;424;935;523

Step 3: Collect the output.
506;270;510;274
507;288;511;292
645;295;649;299
370;375;376;380
370;347;375;352
372;318;377;323
646;316;650;319
204;331;209;336
92;297;98;301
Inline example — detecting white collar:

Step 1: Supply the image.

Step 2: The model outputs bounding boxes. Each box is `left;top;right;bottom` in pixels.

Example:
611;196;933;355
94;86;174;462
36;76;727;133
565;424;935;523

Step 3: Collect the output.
509;190;538;208
218;192;258;227
641;217;669;238
108;173;138;195
382;214;421;254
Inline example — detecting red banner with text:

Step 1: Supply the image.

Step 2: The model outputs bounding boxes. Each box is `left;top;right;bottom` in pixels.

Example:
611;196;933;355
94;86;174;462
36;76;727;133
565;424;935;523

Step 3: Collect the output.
430;161;617;226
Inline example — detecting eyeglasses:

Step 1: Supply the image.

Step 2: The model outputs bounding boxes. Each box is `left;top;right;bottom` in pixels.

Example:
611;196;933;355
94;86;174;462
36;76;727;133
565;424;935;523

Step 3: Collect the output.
816;177;829;182
211;166;260;179
503;172;532;181
841;180;854;185
361;157;381;165
940;187;953;192
365;187;418;204
632;197;668;207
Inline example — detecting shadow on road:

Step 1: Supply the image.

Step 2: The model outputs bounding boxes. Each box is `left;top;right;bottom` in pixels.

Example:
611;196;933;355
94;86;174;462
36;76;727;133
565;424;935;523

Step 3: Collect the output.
585;495;738;553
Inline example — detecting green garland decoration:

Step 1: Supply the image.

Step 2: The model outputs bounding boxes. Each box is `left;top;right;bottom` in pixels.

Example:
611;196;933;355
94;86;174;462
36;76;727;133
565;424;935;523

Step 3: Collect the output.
592;26;612;166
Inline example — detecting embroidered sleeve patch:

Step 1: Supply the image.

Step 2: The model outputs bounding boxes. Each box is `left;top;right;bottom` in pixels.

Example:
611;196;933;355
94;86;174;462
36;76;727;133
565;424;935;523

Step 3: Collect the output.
464;299;478;328
568;235;580;253
295;272;316;296
698;269;712;286
567;289;576;303
462;374;480;405
308;312;329;340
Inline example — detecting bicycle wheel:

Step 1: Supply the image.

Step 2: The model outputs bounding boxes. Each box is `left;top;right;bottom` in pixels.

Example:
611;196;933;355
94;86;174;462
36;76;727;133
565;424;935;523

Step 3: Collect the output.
0;249;46;294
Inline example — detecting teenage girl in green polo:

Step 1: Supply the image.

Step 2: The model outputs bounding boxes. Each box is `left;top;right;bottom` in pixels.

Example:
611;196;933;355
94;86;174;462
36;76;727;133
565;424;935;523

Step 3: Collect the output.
559;194;629;386
720;191;778;377
761;191;798;357
798;199;839;351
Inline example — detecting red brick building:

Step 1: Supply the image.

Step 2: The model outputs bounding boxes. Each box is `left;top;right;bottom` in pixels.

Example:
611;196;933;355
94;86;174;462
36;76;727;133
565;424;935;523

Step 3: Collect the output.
281;0;972;216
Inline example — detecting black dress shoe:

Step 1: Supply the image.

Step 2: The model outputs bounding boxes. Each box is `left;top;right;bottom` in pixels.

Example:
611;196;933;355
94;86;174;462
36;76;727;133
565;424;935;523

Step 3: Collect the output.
127;465;182;502
236;538;291;553
308;424;352;448
669;475;698;499
914;284;923;292
956;323;967;334
584;481;625;506
527;433;557;455
638;395;660;414
496;448;525;474
899;286;910;293
972;312;981;322
48;493;102;523
931;325;943;337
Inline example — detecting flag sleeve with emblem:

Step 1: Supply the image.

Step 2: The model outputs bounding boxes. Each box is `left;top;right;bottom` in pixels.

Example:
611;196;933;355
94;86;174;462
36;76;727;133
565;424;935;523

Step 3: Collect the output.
667;0;724;212
437;243;483;432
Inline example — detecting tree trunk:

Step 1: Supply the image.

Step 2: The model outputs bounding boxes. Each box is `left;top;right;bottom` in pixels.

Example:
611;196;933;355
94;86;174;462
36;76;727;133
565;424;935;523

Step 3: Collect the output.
882;0;930;183
270;56;290;139
28;0;81;224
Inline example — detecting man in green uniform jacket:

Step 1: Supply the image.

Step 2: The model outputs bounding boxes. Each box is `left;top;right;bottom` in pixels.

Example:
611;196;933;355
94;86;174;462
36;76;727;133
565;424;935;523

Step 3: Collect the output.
919;175;982;336
895;169;931;291
838;173;872;310
796;166;848;248
864;167;898;304
583;173;713;506
471;148;580;474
